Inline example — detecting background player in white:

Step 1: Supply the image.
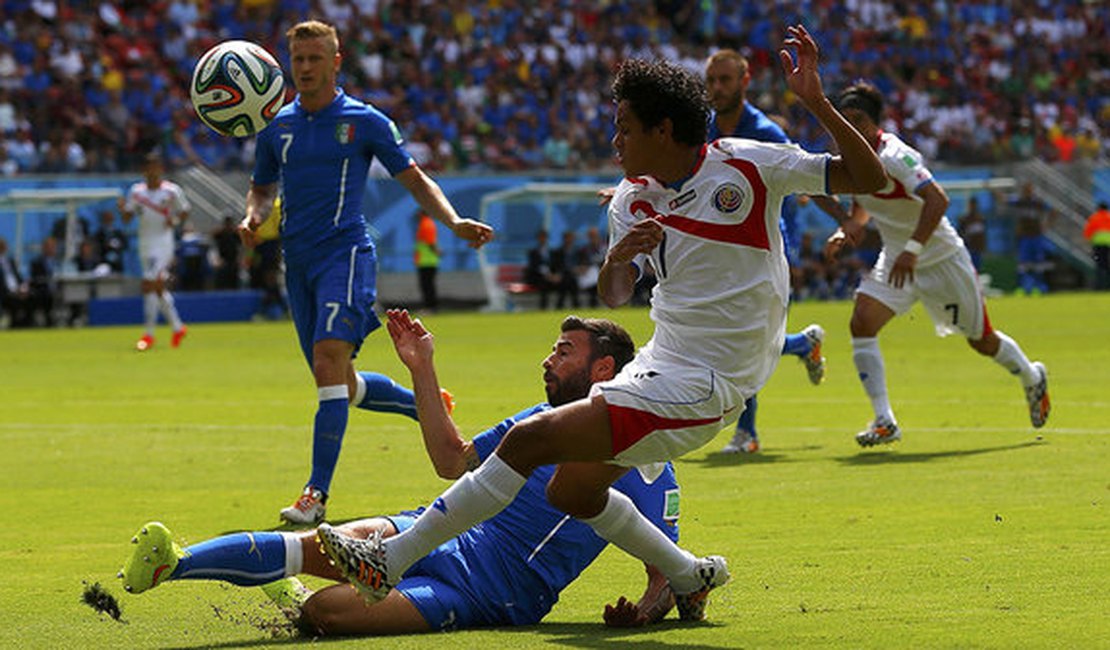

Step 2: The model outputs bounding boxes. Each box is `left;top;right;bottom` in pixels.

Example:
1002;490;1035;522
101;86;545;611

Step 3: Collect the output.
119;152;188;351
315;25;884;621
822;82;1050;446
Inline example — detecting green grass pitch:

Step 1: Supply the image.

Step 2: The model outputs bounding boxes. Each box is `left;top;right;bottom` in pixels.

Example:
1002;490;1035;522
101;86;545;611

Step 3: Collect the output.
1;293;1107;649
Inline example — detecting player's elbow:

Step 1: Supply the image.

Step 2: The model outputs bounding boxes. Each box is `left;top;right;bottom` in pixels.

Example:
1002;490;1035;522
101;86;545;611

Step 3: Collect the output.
432;457;466;480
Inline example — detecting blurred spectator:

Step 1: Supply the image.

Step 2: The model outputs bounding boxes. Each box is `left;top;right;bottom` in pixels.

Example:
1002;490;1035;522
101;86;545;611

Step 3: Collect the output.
550;230;579;309
0;236;32;328
1084;202;1110;290
525;228;556;310
93;210;128;273
176;224;209;292
1007;181;1054;294
413;211;440;312
249;198;287;319
211;216;243;290
1;2;1106;174
958;197;988;271
29;236;59;327
576;226;606;307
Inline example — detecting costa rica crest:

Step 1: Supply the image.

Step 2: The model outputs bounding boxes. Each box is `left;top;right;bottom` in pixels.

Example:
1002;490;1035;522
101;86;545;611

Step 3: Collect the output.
712;183;745;213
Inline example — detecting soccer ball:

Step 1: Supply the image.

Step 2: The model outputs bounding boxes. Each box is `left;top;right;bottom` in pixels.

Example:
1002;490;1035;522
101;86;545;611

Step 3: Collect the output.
190;40;285;137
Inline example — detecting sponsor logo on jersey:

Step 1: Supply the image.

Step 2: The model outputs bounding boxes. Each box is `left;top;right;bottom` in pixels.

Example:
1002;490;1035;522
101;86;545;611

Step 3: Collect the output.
669;189;697;210
712;183;745;213
336;123;355;144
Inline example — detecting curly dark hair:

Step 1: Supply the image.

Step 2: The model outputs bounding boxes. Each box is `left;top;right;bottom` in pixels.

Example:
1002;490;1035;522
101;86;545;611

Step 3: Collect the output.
612;59;708;147
838;81;884;125
561;316;636;373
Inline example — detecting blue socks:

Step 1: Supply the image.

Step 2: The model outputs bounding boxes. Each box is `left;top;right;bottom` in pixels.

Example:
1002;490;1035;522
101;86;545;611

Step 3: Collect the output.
356;372;417;420
307;386;349;494
736;395;758;436
782;332;811;357
172;533;288;586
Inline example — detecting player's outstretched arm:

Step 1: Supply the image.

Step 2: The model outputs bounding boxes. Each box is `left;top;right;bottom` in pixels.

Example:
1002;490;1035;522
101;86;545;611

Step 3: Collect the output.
396;166;494;249
779;24;884;195
385;309;477;478
603;564;675;628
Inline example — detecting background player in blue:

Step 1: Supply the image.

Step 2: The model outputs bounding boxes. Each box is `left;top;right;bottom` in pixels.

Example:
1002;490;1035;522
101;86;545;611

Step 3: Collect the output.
704;49;828;454
119;314;680;635
239;21;494;525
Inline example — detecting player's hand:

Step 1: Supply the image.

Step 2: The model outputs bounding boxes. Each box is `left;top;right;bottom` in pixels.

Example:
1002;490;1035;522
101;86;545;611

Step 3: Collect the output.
597;186;617;206
824;228;849;261
237;216;261;248
888;251;916;288
604;596;648;628
779;24;825;108
452;218;494;249
386;308;434;369
603;566;675;627
607;219;664;265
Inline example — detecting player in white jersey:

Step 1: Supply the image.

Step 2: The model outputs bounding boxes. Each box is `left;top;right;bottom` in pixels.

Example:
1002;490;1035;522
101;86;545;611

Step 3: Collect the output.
822;82;1050;446
119;152;189;351
314;25;885;620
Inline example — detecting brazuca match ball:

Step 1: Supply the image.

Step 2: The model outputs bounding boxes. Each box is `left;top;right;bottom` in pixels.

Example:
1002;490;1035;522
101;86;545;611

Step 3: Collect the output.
190;40;285;137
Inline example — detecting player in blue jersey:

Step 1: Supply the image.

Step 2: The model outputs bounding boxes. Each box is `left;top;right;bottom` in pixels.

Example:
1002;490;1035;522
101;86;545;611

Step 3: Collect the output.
120;313;678;635
239;21;494;525
704;49;829;454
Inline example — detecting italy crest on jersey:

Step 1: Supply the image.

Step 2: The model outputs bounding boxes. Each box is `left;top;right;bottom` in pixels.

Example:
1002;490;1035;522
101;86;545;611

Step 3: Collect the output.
336;122;355;144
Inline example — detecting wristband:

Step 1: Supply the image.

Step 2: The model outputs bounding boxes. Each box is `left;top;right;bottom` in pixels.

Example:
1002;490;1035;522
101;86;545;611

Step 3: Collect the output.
902;239;923;256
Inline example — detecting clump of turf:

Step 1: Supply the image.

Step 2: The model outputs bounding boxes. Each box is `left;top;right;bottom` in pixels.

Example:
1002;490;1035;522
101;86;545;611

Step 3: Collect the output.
82;581;125;623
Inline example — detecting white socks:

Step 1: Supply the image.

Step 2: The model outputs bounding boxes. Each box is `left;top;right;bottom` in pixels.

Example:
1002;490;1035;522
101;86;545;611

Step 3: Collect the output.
581;489;700;593
279;532;304;576
852;337;895;423
143;293;158;335
383;453;526;577
158;291;183;331
144;291;184;334
991;330;1037;386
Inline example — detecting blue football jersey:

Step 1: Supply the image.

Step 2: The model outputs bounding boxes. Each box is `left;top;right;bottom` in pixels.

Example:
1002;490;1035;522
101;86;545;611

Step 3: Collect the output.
707;101;791;143
252;89;413;265
464;403;680;624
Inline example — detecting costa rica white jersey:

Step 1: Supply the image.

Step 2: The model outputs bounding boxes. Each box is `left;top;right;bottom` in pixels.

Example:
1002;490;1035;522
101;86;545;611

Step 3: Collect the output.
608;138;829;395
125;180;189;259
853;131;962;266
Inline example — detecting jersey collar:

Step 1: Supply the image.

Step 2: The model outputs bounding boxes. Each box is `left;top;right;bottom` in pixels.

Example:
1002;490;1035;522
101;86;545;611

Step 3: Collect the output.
661;143;708;192
295;88;346;115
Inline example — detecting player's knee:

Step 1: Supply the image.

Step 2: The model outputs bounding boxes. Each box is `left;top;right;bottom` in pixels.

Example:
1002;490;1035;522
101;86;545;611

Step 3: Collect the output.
297;597;334;636
545;481;603;518
497;417;555;474
967;332;997;356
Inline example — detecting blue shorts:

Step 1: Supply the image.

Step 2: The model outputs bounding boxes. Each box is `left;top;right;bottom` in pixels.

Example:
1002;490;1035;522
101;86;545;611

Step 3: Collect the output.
284;244;381;366
386;508;550;630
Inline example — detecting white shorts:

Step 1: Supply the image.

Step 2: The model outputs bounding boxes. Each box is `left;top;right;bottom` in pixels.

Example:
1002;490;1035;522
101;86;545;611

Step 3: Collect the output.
590;347;745;471
859;247;990;339
141;250;174;282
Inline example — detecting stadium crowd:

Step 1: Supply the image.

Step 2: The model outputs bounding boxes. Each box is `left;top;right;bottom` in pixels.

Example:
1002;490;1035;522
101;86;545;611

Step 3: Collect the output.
0;0;1107;175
